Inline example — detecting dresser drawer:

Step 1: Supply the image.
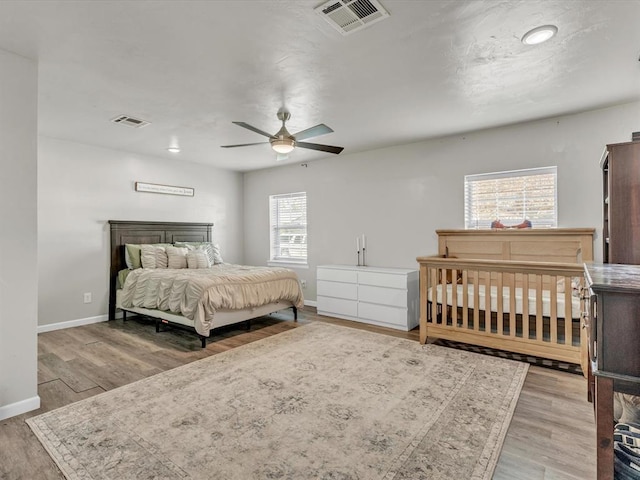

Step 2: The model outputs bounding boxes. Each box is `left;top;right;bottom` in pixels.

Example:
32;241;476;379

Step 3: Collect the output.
317;268;358;284
358;285;407;308
317;280;357;301
317;296;358;318
358;302;407;327
358;271;406;289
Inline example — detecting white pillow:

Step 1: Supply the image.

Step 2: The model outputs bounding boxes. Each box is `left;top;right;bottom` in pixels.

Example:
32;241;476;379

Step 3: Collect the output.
166;246;189;269
212;244;224;264
140;245;168;269
187;251;210;269
174;242;222;265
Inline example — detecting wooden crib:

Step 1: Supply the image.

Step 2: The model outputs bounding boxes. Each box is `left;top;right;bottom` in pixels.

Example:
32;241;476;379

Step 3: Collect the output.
416;229;595;368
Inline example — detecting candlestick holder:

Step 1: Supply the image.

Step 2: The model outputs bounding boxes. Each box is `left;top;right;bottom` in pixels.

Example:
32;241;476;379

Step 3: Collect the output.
357;249;361;266
362;247;366;267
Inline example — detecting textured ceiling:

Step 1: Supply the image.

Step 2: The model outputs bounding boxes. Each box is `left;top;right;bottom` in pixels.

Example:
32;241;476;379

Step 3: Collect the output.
0;0;638;171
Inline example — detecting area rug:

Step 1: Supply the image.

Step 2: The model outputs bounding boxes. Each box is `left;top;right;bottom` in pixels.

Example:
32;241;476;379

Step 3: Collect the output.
433;338;583;375
27;322;528;480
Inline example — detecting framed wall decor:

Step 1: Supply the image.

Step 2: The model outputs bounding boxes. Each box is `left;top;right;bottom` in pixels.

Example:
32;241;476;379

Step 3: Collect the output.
135;182;194;197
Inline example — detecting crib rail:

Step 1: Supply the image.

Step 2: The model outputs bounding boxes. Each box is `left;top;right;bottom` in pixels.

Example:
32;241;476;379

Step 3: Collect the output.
416;256;585;365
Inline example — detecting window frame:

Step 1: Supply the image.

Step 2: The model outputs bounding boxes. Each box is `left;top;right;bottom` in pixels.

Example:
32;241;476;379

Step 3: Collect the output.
268;191;308;266
464;166;558;229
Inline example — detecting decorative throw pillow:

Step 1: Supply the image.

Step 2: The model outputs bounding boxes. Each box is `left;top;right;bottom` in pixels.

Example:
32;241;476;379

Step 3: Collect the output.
174;242;222;265
124;244;142;269
140;244;168;269
212;243;224;264
187;251;210;269
166;246;189;269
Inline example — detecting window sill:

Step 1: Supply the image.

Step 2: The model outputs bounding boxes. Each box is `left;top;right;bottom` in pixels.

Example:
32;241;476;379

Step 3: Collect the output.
267;260;309;269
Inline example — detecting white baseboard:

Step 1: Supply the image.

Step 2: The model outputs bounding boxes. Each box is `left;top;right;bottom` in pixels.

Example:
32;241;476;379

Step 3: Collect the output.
304;300;317;308
0;395;40;421
37;314;111;334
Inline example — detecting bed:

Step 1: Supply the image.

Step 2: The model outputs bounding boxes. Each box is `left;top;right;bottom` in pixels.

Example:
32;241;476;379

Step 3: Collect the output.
416;228;595;369
108;220;304;347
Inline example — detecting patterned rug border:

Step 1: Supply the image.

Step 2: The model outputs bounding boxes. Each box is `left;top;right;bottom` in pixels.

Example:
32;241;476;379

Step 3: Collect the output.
27;322;528;480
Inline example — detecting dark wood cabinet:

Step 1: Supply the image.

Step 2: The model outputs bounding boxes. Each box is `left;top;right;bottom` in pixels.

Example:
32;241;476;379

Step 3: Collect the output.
583;263;640;480
602;141;640;264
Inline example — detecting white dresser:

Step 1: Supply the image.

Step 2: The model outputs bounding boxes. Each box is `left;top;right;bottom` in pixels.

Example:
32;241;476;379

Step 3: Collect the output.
316;265;419;331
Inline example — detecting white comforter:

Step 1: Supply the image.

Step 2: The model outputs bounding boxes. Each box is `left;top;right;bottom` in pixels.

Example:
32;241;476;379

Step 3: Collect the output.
120;264;304;335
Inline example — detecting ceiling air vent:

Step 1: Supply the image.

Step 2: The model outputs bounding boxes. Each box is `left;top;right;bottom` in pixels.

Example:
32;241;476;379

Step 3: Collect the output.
110;115;151;128
315;0;389;36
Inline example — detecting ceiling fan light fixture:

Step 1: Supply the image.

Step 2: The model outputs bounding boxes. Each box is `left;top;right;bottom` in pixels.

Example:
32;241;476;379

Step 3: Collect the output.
271;138;295;154
521;25;558;45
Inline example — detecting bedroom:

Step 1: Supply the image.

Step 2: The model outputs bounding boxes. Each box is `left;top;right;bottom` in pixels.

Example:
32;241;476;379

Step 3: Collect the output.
1;1;639;479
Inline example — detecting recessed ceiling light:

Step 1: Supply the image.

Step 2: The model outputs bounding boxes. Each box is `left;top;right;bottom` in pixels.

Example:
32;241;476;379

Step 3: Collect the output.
521;25;558;45
167;147;180;153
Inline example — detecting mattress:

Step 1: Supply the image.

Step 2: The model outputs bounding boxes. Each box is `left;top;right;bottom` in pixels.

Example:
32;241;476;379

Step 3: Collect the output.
428;283;581;320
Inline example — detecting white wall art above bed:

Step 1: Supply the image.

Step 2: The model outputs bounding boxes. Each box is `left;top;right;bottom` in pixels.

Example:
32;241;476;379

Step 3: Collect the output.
135;181;194;196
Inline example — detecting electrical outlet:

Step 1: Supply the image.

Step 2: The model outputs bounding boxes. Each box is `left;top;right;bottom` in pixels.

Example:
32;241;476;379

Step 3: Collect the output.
300;280;307;289
83;292;92;304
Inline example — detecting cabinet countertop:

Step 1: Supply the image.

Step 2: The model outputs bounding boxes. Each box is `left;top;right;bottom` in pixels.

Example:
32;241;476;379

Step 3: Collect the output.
317;265;417;275
584;262;640;292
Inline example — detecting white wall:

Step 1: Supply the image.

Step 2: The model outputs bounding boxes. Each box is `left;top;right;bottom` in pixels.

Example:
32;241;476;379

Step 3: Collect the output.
0;49;39;419
38;137;244;327
244;101;640;302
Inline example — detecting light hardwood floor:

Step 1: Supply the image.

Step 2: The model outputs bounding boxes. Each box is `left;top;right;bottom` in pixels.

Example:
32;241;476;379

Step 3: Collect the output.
0;308;596;479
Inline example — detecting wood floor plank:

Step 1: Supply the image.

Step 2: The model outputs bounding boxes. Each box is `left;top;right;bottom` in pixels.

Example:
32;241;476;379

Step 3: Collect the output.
0;310;597;480
38;353;99;393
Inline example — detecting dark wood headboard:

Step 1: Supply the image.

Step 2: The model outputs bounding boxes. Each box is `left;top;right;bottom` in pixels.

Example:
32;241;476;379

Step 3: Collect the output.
108;220;213;320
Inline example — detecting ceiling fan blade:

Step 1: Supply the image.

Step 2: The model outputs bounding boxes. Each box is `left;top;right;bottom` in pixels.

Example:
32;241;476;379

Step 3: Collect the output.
232;121;275;139
292;123;333;141
296;141;344;155
220;142;269;148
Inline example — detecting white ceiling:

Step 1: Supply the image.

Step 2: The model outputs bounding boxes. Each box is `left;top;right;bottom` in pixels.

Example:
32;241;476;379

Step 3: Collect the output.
0;0;638;172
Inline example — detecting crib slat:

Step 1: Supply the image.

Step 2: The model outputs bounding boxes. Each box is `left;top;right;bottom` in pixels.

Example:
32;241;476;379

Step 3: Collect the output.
565;277;572;345
536;275;543;341
473;271;480;331
430;267;438;325
440;267;447;326
523;274;529;340
550;275;558;344
509;273;516;338
484;271;491;333
462;270;468;329
451;269;458;326
497;272;503;335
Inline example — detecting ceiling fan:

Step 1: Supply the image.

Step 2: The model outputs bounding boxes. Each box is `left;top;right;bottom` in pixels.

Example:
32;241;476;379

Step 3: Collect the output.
221;110;344;160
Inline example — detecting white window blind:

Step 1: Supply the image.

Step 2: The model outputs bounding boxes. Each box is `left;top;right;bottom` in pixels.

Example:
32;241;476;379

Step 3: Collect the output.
464;166;557;229
269;192;307;263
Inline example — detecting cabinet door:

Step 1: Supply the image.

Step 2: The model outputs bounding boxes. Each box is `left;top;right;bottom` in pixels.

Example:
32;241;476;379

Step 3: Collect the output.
358;271;406;289
317;280;357;300
358;285;407;308
608;143;640;264
317;296;358;318
358;302;408;327
317;268;357;283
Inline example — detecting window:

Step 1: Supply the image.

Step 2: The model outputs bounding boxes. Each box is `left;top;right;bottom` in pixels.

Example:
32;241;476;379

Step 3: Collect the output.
464;166;557;229
269;192;307;263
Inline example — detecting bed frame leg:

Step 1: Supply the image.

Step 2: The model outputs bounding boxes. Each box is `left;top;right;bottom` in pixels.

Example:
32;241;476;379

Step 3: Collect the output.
292;306;298;322
122;310;127;322
155;319;161;333
200;335;207;348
